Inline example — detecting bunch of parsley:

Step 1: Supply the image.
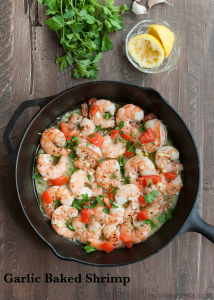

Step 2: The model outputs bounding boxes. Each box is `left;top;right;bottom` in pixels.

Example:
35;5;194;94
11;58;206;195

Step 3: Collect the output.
38;0;129;80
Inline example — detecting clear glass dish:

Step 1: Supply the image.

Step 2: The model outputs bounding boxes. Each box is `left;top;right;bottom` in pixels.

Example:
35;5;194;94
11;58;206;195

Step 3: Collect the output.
125;19;180;74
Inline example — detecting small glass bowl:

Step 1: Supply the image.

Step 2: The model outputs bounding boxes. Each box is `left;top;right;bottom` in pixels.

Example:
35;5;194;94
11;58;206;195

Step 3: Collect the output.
125;19;180;74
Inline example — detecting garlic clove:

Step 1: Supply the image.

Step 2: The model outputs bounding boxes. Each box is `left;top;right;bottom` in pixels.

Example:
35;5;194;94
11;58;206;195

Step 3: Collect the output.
147;0;168;8
132;1;147;15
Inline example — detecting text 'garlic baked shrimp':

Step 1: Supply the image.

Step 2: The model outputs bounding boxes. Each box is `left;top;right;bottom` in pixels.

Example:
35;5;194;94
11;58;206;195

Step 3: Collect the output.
70;169;102;199
43;186;74;219
89;99;116;128
37;154;68;180
96;159;123;189
40;128;70;156
74;143;102;170
51;205;78;239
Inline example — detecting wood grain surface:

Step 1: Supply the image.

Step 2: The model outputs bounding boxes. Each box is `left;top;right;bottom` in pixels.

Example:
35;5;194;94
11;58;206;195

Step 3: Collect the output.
0;0;214;299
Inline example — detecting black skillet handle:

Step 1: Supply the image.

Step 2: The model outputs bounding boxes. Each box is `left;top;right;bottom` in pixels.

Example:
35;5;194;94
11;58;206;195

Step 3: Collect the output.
179;204;214;243
3;97;53;167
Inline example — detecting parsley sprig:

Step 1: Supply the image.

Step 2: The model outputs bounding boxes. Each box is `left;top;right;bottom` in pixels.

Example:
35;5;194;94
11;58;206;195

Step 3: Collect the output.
38;0;129;80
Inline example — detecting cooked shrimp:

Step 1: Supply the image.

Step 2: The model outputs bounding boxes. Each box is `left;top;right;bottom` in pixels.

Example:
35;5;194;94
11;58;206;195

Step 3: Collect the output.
155;146;183;173
156;173;183;195
89;99;115;128
116;104;144;140
124;155;156;183
37;154;68;180
69;170;102;199
115;184;141;208
67;114;95;143
140;194;164;218
79;118;95;138
108;206;125;225
102;224;121;247
43;186;74;219
120;218;150;244
100;135;126;158
40;128;70;155
74;143;102;170
95;159;123;189
93;204;108;225
139;119;166;153
51;205;78;239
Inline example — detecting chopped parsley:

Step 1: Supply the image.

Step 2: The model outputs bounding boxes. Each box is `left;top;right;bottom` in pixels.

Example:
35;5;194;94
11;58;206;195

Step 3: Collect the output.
110;200;118;208
141;219;157;230
86;142;91;146
54;200;61;208
123;176;130;185
72;199;86;211
158;208;174;223
110;185;119;195
68;224;76;231
89;134;95;138
98;159;104;165
139;125;146;133
94;125;102;132
103;113;113;120
97;184;101;188
115;121;124;130
144;190;158;203
148;179;152;188
87;174;92;181
96;195;105;207
115;137;121;143
82;241;96;254
32;173;42;179
130;132;134;137
103;208;110;214
68;152;76;162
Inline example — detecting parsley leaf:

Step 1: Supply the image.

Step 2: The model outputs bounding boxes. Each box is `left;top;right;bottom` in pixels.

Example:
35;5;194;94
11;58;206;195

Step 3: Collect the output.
95;125;102;132
103;208;110;214
68;224;76;231
130;132;134;137
110;185;119;195
103;113;113;120
72;199;85;211
144;190;158;203
33;173;42;179
158;208;174;223
98;159;104;165
148;179;152;188
96;195;105;207
89;134;95;138
82;241;97;254
86;142;91;146
115;121;124;130
141;219;157;230
110;200;118;208
86;174;92;181
54;200;61;209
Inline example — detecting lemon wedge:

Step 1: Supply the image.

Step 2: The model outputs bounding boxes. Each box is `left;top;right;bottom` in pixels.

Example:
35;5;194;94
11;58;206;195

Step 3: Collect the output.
127;34;165;69
148;24;175;58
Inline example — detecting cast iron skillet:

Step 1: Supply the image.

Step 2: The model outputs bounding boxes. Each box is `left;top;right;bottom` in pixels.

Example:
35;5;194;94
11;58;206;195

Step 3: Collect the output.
4;81;214;266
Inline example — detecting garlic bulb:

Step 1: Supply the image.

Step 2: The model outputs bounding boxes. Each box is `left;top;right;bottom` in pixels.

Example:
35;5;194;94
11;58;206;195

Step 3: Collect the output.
132;1;147;15
148;0;168;8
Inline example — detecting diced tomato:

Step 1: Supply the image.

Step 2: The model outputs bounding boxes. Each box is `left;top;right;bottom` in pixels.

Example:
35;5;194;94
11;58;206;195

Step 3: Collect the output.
137;210;149;221
86;132;104;147
164;172;178;179
102;242;114;253
142;113;156;123
123;149;134;158
90;105;99;116
126;241;132;249
81;208;95;224
120;132;132;141
61;122;78;141
42;190;52;205
107;188;115;201
88;98;97;105
120;233;130;243
138;196;147;207
103;197;112;209
139;175;162;186
48;176;68;186
139;128;155;144
110;129;119;140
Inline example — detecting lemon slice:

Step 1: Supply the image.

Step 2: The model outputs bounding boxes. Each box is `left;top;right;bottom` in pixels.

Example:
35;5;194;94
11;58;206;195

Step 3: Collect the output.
127;34;164;69
148;24;175;58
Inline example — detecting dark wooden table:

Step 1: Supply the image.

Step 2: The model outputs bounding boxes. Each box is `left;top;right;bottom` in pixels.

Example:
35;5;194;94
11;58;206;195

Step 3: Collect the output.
1;0;214;299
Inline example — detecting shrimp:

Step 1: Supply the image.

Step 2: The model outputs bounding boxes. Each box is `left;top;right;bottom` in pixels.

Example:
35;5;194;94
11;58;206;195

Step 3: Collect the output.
100;135;126;158
95;159;123;189
116;104;144;140
115;184;141;208
155;146;183;173
124;155;156;183
156;173;183;195
37;154;68;180
40;128;70;156
67;114;95;142
69;170;102;199
89;99;116;128
120;218;150;244
140;194;164;218
139;119;166;152
74;143;102;170
102;224;121;247
43;186;74;219
108;206;125;225
51;205;78;239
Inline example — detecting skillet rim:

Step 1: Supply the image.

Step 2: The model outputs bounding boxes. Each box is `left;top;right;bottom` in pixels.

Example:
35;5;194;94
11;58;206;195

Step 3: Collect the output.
14;80;200;266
